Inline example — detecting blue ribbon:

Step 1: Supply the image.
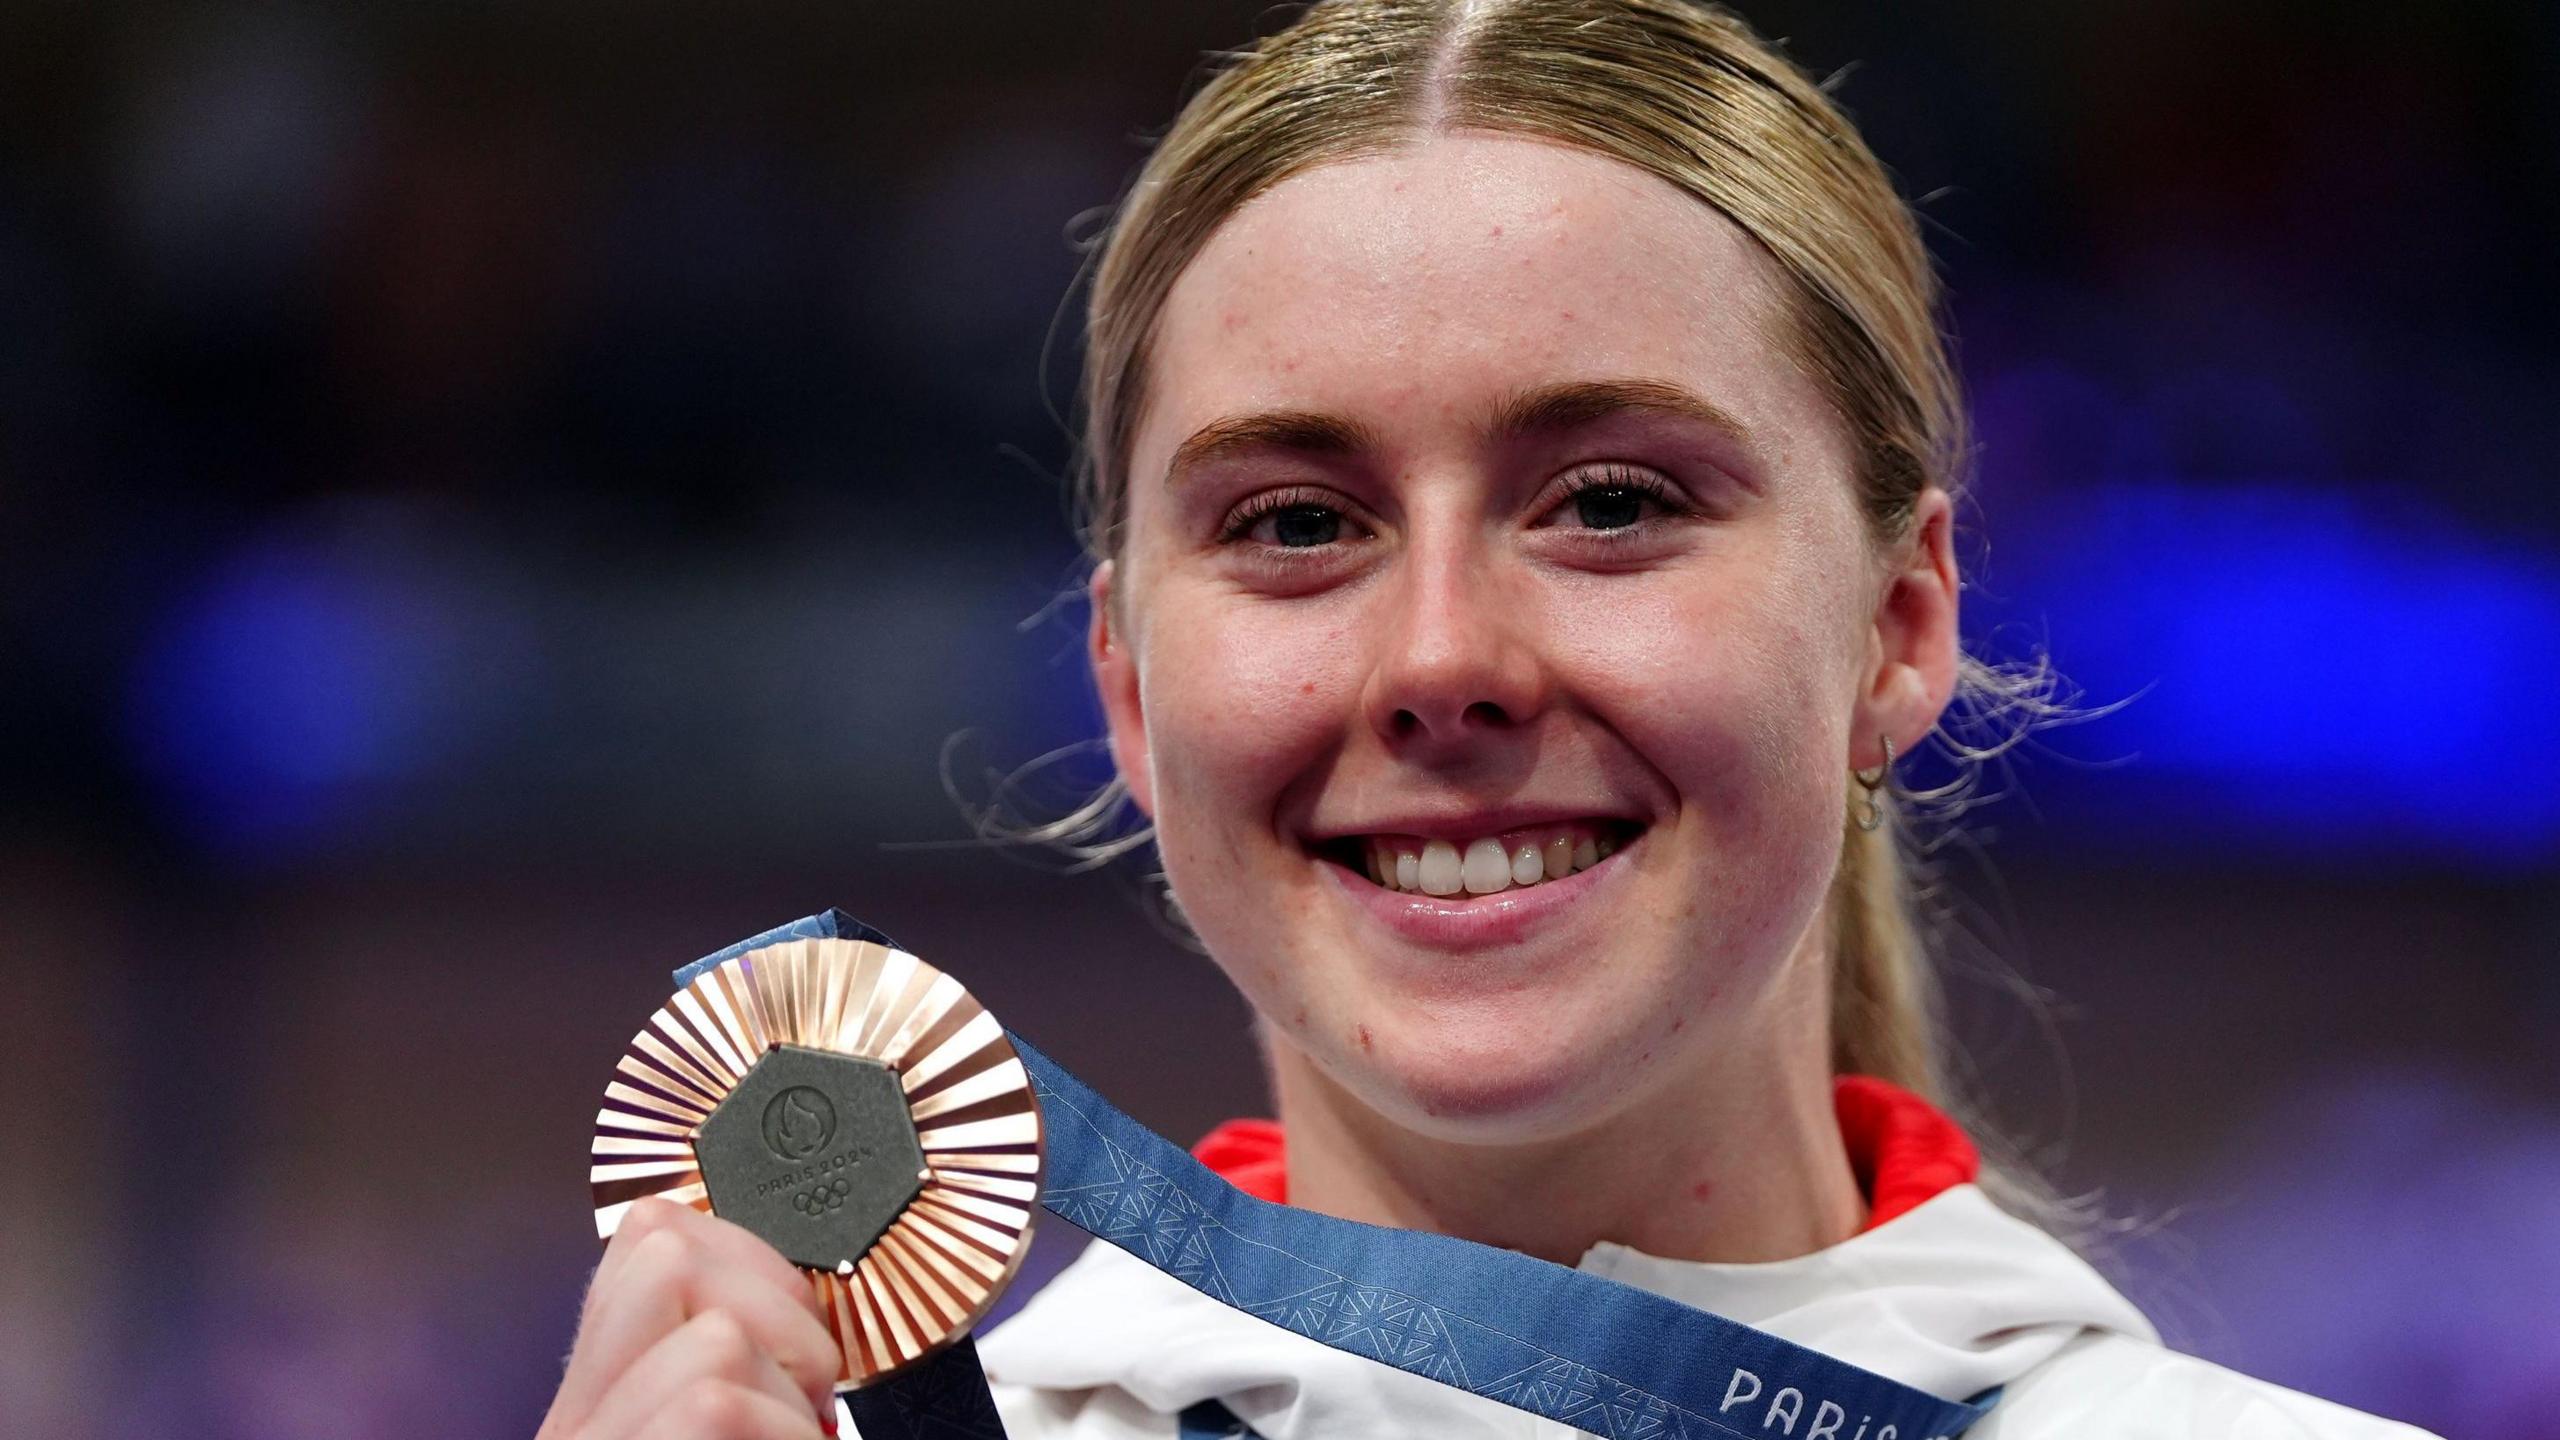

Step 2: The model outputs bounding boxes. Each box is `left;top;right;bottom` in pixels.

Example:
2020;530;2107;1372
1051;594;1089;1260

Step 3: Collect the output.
677;912;1997;1440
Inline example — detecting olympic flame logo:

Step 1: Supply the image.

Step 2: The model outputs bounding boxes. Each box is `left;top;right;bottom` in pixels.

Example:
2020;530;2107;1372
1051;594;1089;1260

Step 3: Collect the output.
760;1086;837;1160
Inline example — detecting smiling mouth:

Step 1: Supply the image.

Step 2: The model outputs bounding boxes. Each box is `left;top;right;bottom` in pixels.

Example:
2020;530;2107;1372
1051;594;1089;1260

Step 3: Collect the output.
1313;820;1641;898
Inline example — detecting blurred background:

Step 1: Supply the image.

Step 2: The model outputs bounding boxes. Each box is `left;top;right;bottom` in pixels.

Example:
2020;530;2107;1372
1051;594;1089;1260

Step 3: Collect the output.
2;1;2554;1436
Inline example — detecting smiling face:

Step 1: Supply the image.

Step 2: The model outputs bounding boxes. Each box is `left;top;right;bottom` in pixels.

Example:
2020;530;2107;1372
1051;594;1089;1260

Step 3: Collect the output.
1091;132;1954;1143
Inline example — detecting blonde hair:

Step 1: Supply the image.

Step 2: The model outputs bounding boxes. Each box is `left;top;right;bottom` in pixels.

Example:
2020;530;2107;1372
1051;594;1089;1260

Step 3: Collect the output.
1007;0;2084;1215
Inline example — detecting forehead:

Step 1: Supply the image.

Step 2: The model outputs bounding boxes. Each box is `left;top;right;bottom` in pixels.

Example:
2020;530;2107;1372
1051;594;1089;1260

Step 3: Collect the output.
1132;131;1848;486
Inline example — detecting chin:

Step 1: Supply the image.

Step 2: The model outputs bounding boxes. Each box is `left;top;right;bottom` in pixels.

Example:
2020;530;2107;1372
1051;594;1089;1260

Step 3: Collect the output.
1339;1005;1648;1142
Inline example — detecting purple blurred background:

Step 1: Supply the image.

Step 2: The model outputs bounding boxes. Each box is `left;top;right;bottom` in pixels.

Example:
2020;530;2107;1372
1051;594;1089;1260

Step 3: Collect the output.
1;3;2554;1437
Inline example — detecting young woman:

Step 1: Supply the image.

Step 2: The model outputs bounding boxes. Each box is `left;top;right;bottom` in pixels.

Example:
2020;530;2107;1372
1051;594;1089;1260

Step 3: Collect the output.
539;3;2432;1436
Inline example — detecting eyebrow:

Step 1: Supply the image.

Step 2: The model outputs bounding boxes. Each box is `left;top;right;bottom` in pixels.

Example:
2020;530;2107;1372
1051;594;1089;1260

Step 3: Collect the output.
1162;377;1758;486
1165;411;1382;486
1491;378;1754;453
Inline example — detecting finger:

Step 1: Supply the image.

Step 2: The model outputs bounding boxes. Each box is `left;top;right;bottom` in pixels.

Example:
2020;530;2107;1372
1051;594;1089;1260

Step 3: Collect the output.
677;1256;841;1406
591;1200;814;1327
631;1378;825;1440
563;1221;842;1421
555;1222;697;1429
583;1311;823;1440
625;1231;837;1407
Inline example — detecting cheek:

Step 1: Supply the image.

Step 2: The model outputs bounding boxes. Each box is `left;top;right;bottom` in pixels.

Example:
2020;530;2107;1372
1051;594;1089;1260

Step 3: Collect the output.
1557;545;1856;836
1134;587;1368;1014
1136;586;1363;856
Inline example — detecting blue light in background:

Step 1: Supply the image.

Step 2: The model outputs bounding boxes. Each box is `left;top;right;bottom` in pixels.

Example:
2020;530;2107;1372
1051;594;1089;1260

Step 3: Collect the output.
123;516;506;856
1979;483;2560;863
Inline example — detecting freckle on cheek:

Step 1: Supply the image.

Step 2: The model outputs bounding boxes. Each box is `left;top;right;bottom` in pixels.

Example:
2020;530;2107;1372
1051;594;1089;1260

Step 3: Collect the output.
1299;681;1315;695
1356;1024;1373;1052
1690;1180;1715;1204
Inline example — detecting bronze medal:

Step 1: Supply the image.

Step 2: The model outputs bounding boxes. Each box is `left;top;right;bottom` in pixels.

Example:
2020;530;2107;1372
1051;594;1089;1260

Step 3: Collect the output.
590;936;1042;1388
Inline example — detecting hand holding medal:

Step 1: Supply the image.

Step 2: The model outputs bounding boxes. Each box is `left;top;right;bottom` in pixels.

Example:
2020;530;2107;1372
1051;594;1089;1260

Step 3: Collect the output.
539;1200;847;1440
545;933;1041;1440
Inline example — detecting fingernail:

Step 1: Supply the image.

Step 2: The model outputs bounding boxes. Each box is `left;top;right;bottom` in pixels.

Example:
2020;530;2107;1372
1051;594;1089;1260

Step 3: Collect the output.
819;1406;839;1437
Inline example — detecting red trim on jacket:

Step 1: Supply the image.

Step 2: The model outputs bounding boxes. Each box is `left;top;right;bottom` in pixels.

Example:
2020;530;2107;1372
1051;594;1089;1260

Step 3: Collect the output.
1190;1075;1979;1233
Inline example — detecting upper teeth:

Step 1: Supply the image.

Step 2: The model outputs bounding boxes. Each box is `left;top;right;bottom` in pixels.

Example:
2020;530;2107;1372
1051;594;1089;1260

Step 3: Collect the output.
1361;826;1617;896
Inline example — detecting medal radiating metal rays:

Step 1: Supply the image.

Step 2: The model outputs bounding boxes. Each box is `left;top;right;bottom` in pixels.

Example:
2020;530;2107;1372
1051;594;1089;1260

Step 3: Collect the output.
590;937;1043;1388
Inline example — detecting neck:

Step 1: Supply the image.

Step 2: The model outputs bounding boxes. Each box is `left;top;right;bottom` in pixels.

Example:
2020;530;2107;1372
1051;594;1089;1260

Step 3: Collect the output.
1268;1027;1866;1267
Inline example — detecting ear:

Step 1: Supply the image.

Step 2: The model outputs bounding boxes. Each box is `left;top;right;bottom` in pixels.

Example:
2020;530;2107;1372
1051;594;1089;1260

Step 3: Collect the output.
1854;486;1961;770
1088;560;1157;818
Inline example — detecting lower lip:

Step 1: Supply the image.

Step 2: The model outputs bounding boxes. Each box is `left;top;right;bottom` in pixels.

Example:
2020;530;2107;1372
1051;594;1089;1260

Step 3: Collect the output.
1316;840;1633;951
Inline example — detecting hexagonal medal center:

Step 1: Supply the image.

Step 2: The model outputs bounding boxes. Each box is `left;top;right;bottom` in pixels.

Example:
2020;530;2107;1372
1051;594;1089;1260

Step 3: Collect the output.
693;1045;925;1272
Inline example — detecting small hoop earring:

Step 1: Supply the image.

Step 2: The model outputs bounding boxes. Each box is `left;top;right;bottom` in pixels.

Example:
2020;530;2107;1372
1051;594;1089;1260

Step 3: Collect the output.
1852;734;1895;833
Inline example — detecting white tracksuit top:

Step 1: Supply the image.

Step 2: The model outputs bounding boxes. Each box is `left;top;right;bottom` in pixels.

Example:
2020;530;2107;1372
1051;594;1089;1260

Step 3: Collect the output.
971;1183;2437;1439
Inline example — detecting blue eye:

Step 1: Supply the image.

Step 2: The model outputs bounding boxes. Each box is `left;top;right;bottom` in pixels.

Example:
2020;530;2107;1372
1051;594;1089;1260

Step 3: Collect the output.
1546;465;1683;532
1266;504;1342;547
1221;487;1360;549
1571;486;1648;530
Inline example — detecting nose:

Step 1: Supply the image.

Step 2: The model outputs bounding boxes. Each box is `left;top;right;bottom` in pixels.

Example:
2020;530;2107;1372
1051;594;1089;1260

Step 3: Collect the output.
1360;537;1551;755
